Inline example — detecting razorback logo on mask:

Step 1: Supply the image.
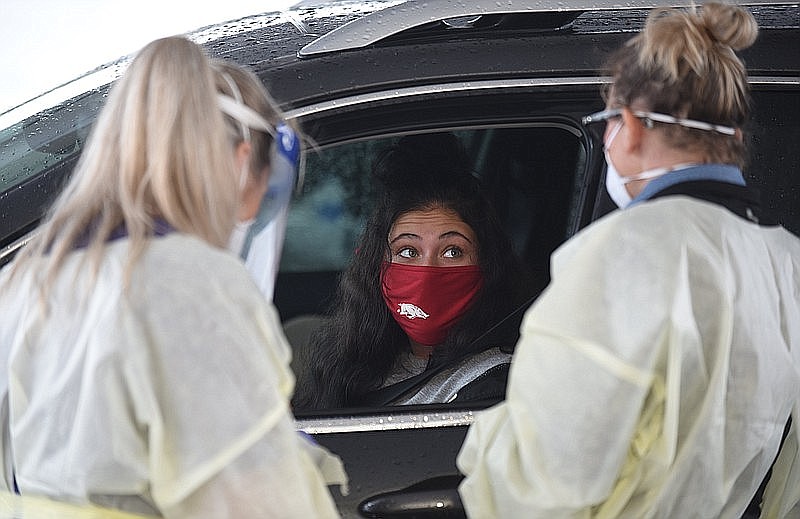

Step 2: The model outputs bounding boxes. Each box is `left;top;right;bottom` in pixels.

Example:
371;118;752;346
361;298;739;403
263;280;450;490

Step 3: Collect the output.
382;262;483;346
397;303;429;320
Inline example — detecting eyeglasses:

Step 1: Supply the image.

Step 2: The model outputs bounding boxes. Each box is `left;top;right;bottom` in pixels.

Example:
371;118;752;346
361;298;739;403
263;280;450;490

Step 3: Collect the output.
582;108;736;138
581;109;623;141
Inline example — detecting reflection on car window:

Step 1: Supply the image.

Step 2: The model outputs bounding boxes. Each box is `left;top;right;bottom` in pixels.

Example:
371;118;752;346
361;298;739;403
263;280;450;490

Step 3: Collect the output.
0;91;104;194
276;125;588;413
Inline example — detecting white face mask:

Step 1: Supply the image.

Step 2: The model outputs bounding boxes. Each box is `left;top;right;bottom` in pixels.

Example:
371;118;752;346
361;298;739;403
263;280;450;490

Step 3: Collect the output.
603;120;633;208
227;160;256;259
239;208;289;302
603;120;682;208
227;217;255;257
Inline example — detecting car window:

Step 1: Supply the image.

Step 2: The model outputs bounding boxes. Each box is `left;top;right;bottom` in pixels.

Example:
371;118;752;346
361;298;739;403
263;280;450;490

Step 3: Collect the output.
0;89;107;255
0;91;103;191
276;82;800;416
281;126;587;273
275;124;589;407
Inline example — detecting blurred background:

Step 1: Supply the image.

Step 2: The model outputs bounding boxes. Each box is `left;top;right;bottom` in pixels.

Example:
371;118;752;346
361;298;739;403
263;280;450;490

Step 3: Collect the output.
1;0;299;114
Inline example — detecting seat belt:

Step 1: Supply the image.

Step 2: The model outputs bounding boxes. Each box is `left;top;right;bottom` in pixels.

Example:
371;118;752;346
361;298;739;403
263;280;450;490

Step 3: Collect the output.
742;416;793;517
357;294;534;406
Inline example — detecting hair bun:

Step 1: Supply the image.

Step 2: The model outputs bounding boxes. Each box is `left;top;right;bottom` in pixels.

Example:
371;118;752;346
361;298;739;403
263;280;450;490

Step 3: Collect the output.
374;132;475;192
701;2;758;51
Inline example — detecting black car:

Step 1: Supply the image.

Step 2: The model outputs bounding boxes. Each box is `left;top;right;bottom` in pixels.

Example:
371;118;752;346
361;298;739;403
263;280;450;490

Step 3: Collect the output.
1;0;798;516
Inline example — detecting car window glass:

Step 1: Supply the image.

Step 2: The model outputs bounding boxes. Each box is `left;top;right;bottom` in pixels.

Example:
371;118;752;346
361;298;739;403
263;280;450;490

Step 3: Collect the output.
0;90;107;255
0;92;104;193
280;126;587;275
747;90;800;236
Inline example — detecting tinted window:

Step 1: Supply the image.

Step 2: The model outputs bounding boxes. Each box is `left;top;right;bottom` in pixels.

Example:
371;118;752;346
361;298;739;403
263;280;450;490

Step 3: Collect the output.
748;89;800;235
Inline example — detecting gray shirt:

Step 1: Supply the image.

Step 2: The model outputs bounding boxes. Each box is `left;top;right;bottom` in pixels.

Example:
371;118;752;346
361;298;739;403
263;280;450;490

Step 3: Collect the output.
383;347;512;405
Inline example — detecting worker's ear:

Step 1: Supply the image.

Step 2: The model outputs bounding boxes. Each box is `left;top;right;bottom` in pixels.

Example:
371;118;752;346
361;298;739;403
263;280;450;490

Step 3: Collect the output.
620;108;644;153
235;141;252;170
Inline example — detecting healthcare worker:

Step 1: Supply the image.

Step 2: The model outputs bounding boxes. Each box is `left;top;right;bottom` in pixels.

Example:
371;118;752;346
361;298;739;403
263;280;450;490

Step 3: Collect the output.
457;3;800;517
0;37;342;518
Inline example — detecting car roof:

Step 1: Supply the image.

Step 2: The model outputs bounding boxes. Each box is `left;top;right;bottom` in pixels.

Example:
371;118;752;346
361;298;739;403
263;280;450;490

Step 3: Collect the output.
295;0;795;57
1;0;797;129
209;0;799;113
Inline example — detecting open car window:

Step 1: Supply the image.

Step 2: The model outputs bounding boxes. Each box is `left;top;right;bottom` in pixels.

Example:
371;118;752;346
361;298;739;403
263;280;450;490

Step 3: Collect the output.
275;122;591;411
276;83;800;418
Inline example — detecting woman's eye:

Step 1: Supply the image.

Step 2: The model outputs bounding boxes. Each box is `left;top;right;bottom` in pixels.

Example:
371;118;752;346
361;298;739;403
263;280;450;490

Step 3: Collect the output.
397;247;418;259
443;247;463;258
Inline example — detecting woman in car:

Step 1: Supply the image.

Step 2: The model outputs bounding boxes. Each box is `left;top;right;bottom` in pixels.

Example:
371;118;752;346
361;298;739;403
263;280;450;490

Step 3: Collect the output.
293;133;534;410
457;3;800;517
0;37;342;518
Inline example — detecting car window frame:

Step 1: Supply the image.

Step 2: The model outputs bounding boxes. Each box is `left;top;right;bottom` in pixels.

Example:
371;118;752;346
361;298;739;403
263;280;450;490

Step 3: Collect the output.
284;77;606;428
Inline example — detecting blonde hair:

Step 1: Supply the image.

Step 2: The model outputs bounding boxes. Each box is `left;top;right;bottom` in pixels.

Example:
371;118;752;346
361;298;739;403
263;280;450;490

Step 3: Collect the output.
8;36;239;296
606;2;758;167
211;60;283;180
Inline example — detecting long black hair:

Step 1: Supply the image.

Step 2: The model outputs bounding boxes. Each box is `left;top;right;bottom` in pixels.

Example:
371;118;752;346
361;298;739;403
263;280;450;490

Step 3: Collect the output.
293;133;532;410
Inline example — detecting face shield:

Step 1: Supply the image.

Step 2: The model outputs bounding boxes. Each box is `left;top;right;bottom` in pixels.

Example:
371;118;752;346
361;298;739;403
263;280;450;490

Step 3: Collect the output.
238;122;301;301
218;92;302;300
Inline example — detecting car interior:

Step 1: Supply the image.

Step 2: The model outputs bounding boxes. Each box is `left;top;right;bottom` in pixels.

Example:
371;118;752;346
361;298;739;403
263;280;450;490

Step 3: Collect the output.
275;121;592;402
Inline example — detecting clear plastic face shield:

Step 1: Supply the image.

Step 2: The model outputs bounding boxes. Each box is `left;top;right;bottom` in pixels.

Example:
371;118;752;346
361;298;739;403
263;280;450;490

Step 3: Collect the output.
239;123;300;301
218;92;301;300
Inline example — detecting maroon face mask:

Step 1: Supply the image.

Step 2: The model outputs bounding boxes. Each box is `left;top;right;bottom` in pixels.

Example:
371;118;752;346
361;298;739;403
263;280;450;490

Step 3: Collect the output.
381;262;484;346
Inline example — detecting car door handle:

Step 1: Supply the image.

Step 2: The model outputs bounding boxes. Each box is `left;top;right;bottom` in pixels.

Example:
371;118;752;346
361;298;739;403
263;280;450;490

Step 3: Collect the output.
357;474;466;518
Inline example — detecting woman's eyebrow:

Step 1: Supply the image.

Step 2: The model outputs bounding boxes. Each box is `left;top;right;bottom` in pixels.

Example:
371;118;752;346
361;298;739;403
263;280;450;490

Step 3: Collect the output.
389;230;473;244
389;232;421;244
439;230;473;243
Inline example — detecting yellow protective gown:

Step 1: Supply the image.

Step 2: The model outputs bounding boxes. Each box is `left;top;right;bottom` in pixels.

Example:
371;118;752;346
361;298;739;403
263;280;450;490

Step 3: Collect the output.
0;234;343;518
457;197;800;518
